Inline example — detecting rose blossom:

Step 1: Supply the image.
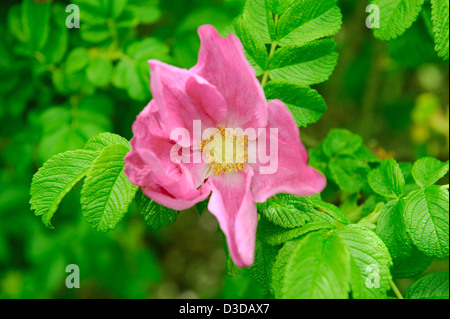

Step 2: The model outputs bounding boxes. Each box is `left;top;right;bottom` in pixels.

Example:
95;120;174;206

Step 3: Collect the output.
125;25;326;267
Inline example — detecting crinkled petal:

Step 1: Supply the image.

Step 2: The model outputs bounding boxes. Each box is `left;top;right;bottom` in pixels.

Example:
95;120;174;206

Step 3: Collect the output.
191;25;268;130
251;100;327;202
149;60;227;147
141;178;211;211
207;167;257;267
183;148;212;189
125;102;210;205
126;146;211;210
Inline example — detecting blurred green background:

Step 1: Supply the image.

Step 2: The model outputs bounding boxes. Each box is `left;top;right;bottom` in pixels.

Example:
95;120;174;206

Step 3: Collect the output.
0;0;448;298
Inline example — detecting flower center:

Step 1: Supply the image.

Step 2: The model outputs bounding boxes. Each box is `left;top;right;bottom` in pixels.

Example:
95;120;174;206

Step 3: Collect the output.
200;126;248;175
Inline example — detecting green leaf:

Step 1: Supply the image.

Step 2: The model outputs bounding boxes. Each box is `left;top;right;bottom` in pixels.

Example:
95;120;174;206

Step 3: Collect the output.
109;0;128;18
368;159;405;198
81;144;138;232
257;194;336;229
371;0;425;41
391;245;432;279
65;48;90;75
86;56;114;87
246;229;279;294
271;240;298;296
137;190;178;230
309;196;351;225
376;200;412;259
8;5;26;44
30;150;99;228
126;38;170;61
75;0;138;43
336;224;393;299
235;15;269;72
431;0;449;60
361;195;384;217
308;144;329;173
41;6;69;64
329;157;371;193
268;38;338;86
323;129;363;157
75;0;129;20
21;0;51;51
38;107;71;133
257;195;310;228
130;63;150;101
279;231;351;299
225;253;241;277
276;0;342;46
266;0;295;15
112;59;133;89
259;218;336;246
389;16;441;67
195;199;208;216
406;272;449;299
240;0;272;43
36;106;111;163
52;66;95;95
128;0;161;24
112;38;170;101
80;24;110;43
79;94;115;116
77;110;112;138
403;186;449;258
38;125;87;164
112;58;150;101
74;0;107;24
264;82;327;127
84;132;130;152
412;157;449;188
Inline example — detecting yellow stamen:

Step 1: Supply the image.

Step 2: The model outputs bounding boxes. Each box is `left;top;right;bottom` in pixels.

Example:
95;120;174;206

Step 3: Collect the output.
200;126;248;175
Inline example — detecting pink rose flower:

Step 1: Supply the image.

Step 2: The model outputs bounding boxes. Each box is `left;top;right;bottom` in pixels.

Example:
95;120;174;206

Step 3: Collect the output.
125;25;326;267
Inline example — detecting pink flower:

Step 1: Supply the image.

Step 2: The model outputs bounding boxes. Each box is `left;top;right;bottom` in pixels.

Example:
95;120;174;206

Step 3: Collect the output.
125;25;326;267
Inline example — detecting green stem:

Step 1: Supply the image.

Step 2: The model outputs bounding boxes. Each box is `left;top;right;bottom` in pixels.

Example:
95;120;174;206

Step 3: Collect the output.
389;279;404;300
33;51;46;65
261;42;277;87
70;95;80;130
359;39;384;138
260;14;279;87
107;18;120;51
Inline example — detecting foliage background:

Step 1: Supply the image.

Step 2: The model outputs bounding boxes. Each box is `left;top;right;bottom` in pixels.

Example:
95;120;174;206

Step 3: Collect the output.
0;0;448;298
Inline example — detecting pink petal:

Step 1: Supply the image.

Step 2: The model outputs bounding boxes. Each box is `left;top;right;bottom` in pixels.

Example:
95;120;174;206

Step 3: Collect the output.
191;25;268;130
126;146;211;211
125;102;211;208
207;168;257;267
141;178;211;211
251;100;327;202
124;147;152;187
183;154;212;189
149;60;227;147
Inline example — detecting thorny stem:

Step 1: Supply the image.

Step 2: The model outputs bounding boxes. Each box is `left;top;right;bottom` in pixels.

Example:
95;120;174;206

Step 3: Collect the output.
389;279;404;300
260;14;279;87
